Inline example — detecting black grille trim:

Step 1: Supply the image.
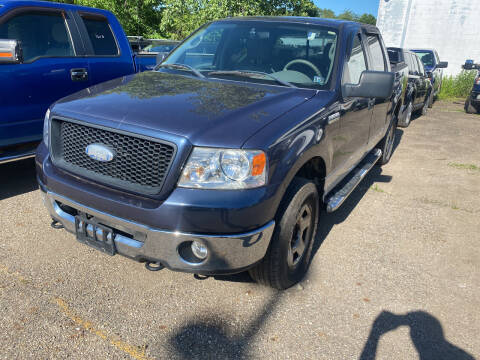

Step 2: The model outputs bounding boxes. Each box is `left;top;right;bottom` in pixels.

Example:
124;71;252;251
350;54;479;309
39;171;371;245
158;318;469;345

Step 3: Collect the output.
50;118;177;195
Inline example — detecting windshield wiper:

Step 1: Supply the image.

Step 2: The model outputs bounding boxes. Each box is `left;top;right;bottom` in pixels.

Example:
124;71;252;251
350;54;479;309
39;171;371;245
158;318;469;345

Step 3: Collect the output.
207;70;296;88
157;63;205;79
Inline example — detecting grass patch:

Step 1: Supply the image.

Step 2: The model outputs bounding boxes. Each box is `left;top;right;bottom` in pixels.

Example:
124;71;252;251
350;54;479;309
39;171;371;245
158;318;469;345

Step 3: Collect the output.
371;184;386;193
448;162;480;171
438;70;477;100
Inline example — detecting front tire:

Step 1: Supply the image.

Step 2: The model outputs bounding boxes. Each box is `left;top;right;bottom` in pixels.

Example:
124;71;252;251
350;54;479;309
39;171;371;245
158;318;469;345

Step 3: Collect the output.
249;178;319;289
420;97;429;116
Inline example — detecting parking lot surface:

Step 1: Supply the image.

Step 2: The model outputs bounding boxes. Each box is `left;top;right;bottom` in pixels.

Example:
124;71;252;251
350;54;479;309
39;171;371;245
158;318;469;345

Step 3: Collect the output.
0;101;479;359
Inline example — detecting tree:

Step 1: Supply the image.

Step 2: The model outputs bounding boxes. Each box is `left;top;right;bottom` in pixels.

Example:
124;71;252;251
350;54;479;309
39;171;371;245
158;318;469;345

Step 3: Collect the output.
46;0;163;37
358;13;377;25
45;0;376;39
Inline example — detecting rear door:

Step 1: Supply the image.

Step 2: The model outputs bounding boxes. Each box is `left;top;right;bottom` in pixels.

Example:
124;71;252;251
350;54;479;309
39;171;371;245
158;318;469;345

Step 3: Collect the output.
0;7;90;147
74;11;135;86
416;55;430;103
407;53;423;107
365;33;390;145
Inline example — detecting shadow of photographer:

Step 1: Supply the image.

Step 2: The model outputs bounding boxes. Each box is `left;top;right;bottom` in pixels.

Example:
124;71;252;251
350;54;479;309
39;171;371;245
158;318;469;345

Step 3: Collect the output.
360;310;475;360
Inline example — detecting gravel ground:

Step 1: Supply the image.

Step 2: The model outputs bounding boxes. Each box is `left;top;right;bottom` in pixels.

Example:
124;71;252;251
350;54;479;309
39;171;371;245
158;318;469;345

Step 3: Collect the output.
0;100;478;360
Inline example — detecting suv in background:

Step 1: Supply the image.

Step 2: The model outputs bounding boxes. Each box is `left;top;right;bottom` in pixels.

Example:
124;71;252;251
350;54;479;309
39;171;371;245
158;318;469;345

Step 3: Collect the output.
411;49;448;101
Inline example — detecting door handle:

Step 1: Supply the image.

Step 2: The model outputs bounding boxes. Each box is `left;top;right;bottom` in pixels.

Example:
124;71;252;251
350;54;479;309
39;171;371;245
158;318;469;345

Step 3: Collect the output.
71;68;88;82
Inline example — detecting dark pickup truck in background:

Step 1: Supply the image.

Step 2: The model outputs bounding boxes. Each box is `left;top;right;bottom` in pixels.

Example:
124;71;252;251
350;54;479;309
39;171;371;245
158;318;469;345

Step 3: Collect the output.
37;17;398;289
388;47;433;127
463;60;480;114
0;0;155;164
412;48;448;102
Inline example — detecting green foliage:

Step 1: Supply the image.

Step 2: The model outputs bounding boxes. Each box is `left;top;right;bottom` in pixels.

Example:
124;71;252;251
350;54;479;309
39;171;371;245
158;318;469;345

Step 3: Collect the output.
48;0;163;37
45;0;376;39
438;71;477;100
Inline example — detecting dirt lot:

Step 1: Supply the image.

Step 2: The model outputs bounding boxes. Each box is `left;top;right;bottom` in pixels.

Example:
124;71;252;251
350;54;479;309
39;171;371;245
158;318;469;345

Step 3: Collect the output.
0;100;478;360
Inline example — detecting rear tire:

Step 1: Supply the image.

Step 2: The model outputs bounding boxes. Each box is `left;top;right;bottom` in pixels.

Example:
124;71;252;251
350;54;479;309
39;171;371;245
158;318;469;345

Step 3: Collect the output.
399;101;413;128
420;97;429;116
249;178;319;289
377;115;397;166
428;91;434;108
465;98;478;114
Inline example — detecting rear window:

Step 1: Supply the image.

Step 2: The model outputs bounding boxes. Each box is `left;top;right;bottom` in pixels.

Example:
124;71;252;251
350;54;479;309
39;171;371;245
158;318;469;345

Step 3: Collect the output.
387;49;401;64
81;15;118;56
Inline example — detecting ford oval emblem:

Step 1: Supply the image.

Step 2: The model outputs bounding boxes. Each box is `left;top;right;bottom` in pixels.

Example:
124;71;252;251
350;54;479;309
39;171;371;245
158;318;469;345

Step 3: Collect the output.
85;143;115;162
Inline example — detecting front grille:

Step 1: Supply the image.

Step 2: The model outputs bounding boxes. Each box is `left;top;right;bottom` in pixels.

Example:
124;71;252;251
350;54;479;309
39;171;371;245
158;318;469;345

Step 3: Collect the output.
51;119;176;195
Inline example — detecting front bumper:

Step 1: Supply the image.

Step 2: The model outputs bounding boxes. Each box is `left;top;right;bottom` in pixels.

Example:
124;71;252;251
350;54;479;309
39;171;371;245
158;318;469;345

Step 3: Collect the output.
41;186;275;275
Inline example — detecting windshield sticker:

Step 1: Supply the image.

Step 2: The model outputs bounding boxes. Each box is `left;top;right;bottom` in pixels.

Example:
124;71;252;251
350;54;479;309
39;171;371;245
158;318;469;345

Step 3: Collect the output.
307;32;316;41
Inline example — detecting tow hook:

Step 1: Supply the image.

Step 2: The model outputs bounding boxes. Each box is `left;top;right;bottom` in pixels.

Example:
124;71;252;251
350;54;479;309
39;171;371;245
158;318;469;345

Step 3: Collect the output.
145;261;164;271
51;219;64;229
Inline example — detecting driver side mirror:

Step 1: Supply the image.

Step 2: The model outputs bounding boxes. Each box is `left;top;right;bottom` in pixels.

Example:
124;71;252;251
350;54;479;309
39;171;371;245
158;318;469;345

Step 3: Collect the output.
343;71;395;99
0;39;22;64
436;61;448;69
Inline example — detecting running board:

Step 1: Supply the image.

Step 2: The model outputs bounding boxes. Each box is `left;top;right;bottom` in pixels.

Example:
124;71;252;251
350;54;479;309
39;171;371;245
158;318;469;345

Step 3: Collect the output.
0;149;37;165
326;148;382;213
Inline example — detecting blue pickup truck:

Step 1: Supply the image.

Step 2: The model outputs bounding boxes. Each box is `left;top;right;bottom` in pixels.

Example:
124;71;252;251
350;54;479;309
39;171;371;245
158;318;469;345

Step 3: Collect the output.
411;49;448;103
0;0;153;164
37;17;399;289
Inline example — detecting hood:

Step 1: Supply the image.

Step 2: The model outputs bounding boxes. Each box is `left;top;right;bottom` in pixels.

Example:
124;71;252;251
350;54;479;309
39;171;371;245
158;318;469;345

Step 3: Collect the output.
53;71;317;148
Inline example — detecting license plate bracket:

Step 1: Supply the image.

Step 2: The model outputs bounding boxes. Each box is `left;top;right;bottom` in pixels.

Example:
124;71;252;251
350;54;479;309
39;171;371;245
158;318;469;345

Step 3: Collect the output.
75;215;116;256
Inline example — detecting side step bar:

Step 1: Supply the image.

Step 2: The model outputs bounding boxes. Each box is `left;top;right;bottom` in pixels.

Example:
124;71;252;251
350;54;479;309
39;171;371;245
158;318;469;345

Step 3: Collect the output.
326;148;382;213
0;149;37;165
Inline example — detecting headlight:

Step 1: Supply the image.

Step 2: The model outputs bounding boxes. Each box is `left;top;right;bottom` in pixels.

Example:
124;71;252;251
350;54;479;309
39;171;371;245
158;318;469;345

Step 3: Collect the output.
178;147;267;189
43;108;50;148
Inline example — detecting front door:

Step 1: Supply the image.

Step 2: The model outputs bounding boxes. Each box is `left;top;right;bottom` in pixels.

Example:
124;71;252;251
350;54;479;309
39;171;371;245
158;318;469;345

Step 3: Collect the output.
332;32;372;182
0;8;90;147
365;33;390;145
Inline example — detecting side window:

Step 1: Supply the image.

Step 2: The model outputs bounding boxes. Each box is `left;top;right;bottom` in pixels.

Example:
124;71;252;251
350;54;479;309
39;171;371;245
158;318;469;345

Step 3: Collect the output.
406;53;417;74
416;56;425;75
343;34;367;85
81;15;118;56
366;35;386;71
404;52;413;72
0;11;74;62
410;54;419;74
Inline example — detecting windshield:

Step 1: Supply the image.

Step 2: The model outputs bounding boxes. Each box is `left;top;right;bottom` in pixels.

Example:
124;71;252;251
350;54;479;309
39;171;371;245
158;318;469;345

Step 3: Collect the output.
159;21;338;89
414;51;435;68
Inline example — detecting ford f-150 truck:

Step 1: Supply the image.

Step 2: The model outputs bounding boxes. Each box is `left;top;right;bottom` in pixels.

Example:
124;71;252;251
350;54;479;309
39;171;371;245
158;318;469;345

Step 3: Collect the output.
463;60;480;114
388;47;433;127
37;17;398;289
0;0;152;164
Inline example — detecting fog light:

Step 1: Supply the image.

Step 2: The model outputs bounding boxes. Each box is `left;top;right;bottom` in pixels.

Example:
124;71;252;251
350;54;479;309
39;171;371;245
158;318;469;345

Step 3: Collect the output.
191;241;208;260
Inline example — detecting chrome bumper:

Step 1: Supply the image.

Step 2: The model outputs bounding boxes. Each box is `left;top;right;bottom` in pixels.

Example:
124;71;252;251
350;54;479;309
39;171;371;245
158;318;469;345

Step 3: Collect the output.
42;190;274;274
